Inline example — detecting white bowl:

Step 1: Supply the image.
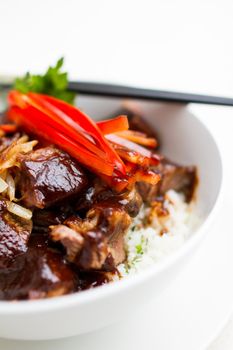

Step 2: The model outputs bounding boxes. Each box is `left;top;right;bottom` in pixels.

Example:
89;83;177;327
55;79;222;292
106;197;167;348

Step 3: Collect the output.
0;97;223;340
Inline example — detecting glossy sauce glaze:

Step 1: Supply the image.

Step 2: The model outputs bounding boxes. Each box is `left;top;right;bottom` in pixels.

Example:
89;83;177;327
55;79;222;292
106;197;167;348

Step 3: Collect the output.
0;233;111;300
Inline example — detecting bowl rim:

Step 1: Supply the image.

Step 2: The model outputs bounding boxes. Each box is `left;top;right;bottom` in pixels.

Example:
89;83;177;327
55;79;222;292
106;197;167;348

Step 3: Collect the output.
0;107;224;314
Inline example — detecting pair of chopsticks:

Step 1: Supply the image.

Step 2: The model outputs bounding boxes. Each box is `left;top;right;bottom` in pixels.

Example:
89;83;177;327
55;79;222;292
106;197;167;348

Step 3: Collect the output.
68;82;233;106
1;80;233;106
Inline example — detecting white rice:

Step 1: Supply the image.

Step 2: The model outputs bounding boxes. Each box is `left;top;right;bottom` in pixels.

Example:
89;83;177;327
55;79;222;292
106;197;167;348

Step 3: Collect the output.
118;190;199;276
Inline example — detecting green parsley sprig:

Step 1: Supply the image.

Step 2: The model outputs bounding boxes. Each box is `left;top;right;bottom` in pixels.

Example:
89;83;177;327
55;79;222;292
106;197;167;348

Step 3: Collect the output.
14;58;75;105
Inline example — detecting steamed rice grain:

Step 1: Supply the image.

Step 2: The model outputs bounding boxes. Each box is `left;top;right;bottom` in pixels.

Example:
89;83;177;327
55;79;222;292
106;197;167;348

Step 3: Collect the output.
118;190;199;276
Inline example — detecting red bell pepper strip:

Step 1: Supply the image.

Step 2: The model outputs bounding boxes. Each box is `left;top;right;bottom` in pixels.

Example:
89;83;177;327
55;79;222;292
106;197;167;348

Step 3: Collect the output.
37;93;126;175
8;91;126;175
14;92;107;160
125;162;160;187
97;116;129;134
130;168;160;186
102;160;161;191
8;106;114;176
136;169;160;184
106;134;161;166
0;124;17;133
115;130;157;148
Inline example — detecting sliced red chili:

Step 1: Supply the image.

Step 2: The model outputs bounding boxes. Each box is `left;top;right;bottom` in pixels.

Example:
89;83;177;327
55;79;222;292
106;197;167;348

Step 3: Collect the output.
21;93;106;159
125;162;160;186
116;130;157;148
0;124;17;133
8;105;114;176
39;94;126;175
97;115;129;134
106;134;161;166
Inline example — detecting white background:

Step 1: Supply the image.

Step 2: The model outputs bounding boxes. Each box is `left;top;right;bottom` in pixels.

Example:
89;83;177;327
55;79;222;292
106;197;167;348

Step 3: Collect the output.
0;0;233;348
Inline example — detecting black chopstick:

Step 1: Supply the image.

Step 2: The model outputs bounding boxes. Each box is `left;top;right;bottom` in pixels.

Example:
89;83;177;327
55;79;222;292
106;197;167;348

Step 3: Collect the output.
68;81;233;107
2;80;233;106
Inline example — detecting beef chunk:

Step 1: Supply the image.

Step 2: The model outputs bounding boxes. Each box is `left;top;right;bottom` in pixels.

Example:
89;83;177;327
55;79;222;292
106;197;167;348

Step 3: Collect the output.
137;159;197;203
0;200;32;269
77;204;131;269
92;187;142;218
19;147;88;209
32;209;66;233
50;185;140;271
0;234;77;300
78;270;110;290
51;205;131;271
128;113;157;139
32;204;74;233
158;160;197;200
76;178;142;218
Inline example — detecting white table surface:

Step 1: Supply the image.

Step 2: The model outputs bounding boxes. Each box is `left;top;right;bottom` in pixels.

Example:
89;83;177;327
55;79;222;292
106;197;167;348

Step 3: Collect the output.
0;1;233;348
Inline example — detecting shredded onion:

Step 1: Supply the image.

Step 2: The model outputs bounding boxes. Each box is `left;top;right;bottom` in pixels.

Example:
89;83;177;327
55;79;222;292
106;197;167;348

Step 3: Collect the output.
0;136;37;172
0;177;8;193
0;170;7;181
6;201;32;220
6;173;15;201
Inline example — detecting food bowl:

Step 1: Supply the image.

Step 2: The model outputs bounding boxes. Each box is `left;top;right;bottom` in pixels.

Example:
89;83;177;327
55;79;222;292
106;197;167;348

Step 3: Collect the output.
0;95;223;340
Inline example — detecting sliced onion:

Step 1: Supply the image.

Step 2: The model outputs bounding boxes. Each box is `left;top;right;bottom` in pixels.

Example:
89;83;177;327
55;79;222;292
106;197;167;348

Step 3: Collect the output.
0;170;7;181
6;173;15;201
6;201;32;220
17;140;38;153
0;177;8;193
0;137;37;171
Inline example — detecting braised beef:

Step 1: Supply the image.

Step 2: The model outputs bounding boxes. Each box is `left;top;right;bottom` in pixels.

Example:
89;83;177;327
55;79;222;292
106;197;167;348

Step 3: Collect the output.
51;207;131;270
77;270;111;290
0;200;32;269
76;178;142;217
0;233;77;300
137;159;197;203
18;147;88;209
158;160;197;201
50;186;139;270
33;204;74;233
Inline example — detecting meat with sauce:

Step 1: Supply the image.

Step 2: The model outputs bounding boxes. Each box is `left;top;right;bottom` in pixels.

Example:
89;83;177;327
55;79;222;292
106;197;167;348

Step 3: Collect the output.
0;233;77;300
50;184;142;270
137;158;197;204
18;146;88;209
0;199;32;269
32;204;74;233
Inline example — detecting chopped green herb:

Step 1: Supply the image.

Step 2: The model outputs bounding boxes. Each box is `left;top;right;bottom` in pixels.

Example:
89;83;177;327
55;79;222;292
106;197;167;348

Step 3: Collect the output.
136;244;143;255
130;256;141;267
124;264;130;274
14;57;76;105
